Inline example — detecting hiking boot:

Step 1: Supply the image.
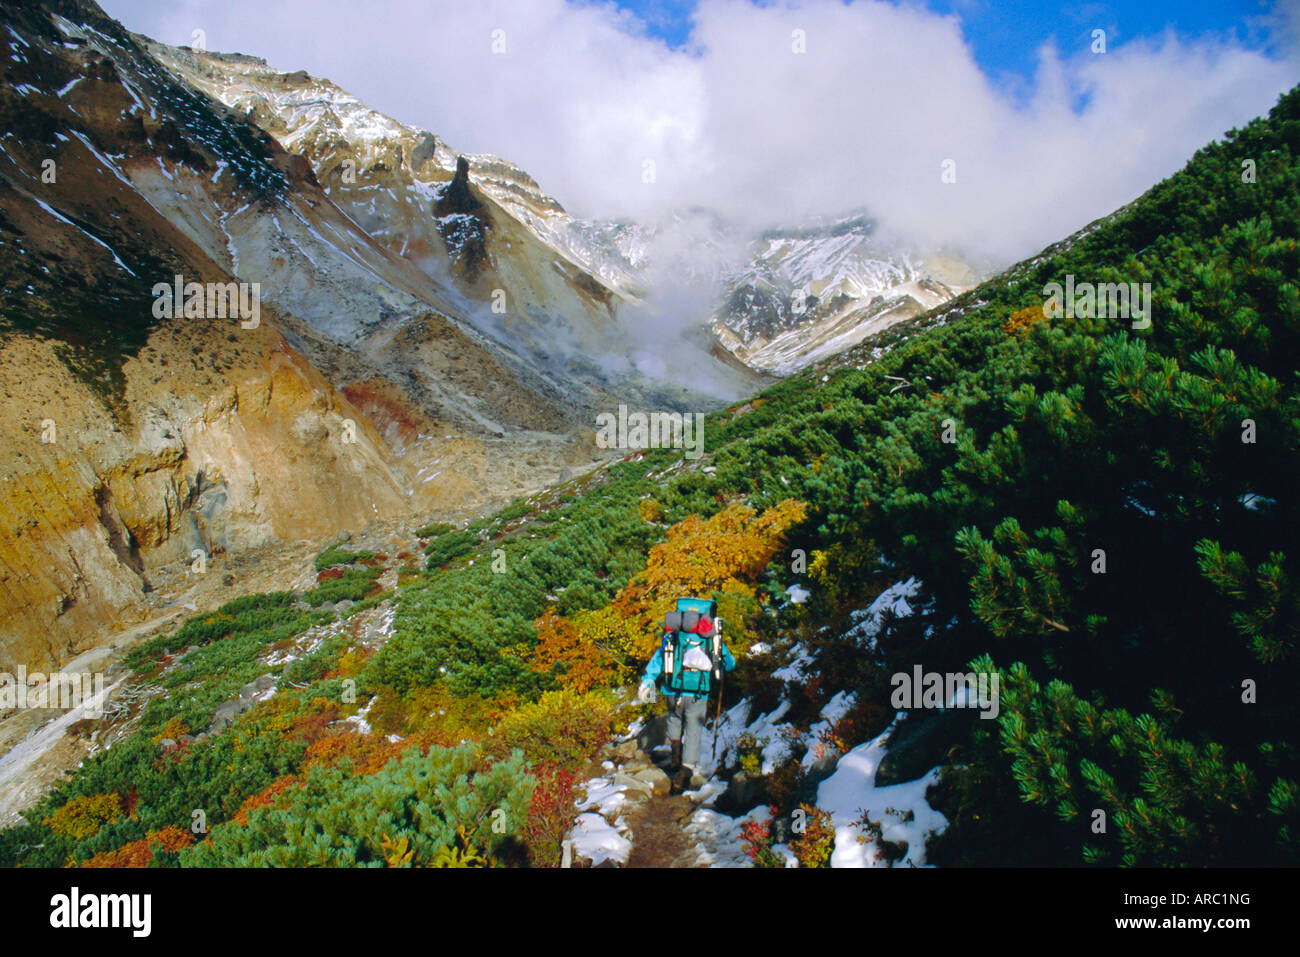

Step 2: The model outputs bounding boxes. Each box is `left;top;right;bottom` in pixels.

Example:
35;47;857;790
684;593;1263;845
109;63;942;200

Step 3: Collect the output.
671;764;692;794
669;740;683;772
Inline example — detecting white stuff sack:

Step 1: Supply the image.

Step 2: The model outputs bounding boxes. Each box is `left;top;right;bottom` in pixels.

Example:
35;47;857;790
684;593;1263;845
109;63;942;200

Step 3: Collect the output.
682;644;712;672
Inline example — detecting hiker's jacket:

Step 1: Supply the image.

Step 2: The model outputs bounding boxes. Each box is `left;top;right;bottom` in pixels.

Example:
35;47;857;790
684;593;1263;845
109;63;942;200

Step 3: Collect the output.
641;631;735;699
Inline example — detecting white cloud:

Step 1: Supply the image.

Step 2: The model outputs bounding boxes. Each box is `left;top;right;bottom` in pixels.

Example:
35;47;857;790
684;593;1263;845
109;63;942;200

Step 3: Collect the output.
103;0;1299;264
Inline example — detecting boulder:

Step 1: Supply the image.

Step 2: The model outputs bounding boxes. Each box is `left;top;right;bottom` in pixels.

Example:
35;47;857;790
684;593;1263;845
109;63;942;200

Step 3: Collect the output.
209;699;244;731
718;771;756;813
239;674;275;699
631;767;671;797
609;740;638;761
874;709;968;787
612;772;653;791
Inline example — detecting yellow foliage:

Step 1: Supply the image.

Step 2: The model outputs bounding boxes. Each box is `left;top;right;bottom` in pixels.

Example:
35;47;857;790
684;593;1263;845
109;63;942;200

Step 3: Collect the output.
430;826;489;868
638;496;665;523
43;793;122;841
491;688;617;766
1004;305;1048;336
335;647;371;679
150;715;189;747
378;833;415;867
531;499;807;686
808;548;833;583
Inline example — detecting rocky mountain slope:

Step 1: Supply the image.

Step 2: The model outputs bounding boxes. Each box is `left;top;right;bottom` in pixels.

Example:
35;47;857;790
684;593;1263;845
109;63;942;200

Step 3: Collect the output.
150;41;981;380
711;216;980;374
0;0;759;675
0;0;973;679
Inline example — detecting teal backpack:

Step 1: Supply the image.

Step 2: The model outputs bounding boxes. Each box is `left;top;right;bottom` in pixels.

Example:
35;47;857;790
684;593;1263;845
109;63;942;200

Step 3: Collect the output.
658;597;720;696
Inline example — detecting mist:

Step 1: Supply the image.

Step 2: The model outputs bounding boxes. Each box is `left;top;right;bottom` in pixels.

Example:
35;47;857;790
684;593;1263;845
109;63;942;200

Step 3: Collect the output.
104;0;1300;266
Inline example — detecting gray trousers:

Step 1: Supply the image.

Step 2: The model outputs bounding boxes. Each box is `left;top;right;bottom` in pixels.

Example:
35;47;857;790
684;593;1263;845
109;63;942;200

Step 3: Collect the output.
666;695;710;769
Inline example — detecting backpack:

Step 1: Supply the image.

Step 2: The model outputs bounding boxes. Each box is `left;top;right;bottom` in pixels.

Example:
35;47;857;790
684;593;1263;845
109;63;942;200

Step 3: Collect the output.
658;597;719;696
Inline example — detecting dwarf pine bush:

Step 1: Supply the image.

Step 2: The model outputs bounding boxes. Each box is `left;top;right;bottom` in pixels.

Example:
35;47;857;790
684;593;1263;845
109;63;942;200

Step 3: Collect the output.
181;743;534;867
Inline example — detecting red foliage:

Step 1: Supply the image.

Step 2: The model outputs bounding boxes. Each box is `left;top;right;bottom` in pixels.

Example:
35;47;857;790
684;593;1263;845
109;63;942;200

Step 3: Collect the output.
80;827;195;868
740;811;774;862
288;698;343;744
521;763;581;867
233;776;300;825
316;567;345;582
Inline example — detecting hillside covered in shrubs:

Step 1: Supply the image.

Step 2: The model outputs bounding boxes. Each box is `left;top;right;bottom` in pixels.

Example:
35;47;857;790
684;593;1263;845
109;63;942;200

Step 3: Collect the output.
3;86;1298;868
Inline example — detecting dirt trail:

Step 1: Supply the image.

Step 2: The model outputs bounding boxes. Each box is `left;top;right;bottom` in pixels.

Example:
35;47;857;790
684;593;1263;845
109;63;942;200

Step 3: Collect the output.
623;793;702;868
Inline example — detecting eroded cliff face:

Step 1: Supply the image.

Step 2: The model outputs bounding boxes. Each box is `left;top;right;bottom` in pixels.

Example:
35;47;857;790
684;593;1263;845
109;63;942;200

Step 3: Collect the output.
0;0;753;674
0;314;408;673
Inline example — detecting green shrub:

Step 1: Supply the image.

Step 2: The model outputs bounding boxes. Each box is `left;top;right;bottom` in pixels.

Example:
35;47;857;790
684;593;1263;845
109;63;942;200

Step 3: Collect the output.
303;567;382;606
423;530;479;569
182;743;534;867
416;522;455;539
314;545;376;571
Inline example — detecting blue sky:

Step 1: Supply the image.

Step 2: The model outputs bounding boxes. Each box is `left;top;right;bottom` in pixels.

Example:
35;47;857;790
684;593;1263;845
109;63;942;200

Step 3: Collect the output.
611;0;1283;92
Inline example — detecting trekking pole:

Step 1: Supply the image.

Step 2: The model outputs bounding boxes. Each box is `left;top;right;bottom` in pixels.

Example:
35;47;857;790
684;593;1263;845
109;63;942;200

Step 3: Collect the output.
712;617;724;763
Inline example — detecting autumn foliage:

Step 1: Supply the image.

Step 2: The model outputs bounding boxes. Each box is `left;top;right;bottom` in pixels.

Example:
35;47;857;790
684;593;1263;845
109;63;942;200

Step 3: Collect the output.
530;499;807;690
43;793;122;841
80;827;195;868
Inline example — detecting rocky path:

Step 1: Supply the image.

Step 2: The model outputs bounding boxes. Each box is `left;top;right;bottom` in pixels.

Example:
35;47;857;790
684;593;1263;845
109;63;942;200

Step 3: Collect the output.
575;733;730;868
623;792;702;868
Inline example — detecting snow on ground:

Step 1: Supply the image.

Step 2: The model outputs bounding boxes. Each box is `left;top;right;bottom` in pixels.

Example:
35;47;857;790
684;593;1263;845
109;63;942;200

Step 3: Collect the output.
816;715;948;867
842;577;922;647
340;696;375;735
801;690;857;769
682;805;767;867
570;776;637;866
577;777;634;819
771;643;814;682
571;813;632;867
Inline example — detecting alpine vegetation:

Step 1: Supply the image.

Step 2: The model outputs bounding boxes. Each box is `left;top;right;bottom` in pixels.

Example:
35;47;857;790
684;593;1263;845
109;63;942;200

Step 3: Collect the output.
0;0;1297;890
1041;275;1152;329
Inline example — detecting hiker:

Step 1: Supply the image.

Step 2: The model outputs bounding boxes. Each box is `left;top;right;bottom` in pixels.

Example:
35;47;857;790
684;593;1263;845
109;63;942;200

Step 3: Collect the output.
636;599;736;792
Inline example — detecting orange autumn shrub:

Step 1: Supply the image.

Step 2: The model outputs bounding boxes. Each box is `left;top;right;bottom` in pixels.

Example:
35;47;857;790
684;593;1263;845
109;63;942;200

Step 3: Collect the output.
81;827;194;868
302;730;407;775
150;715;189;747
288;697;343;746
531;498;807;689
1003;304;1048;336
530;607;626;692
233;775;301;825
